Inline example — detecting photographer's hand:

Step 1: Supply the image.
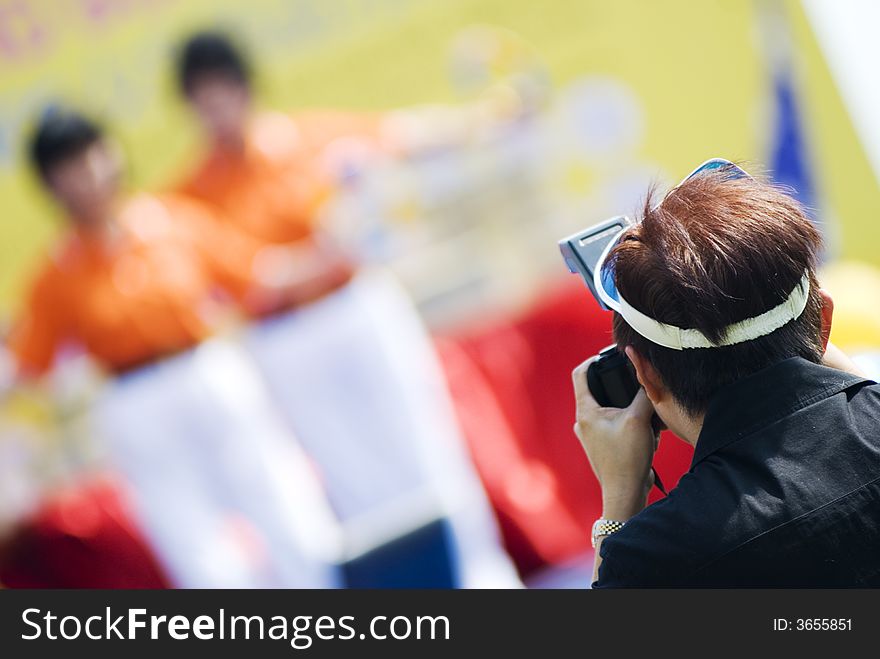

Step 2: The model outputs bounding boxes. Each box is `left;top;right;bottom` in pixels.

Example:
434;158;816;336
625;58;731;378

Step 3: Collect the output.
572;356;657;582
572;356;657;517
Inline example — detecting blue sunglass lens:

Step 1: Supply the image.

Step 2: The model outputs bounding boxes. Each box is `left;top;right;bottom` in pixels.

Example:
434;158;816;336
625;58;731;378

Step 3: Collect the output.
686;158;749;182
600;260;620;304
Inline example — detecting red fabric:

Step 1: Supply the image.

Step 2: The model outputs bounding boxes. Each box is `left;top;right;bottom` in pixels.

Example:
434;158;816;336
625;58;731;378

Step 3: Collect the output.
0;475;169;589
436;278;694;576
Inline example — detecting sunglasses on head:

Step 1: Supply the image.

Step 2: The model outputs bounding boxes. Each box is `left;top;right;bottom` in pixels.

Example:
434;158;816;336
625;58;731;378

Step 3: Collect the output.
560;158;752;313
559;158;751;312
558;159;809;351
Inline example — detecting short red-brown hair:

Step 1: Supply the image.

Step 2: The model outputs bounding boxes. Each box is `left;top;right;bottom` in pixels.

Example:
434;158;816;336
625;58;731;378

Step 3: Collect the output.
610;171;824;416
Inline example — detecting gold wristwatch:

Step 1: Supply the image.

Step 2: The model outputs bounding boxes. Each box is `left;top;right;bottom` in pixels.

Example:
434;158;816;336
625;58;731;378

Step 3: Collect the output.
591;518;626;548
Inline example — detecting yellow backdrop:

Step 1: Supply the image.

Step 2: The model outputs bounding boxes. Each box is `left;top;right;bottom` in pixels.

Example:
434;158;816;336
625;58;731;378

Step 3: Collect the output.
0;0;876;315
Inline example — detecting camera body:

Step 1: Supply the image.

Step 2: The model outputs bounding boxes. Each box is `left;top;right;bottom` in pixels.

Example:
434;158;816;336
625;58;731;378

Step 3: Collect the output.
587;344;640;408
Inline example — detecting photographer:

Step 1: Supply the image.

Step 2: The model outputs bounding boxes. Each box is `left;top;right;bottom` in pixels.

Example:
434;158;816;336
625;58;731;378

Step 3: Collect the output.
572;162;880;587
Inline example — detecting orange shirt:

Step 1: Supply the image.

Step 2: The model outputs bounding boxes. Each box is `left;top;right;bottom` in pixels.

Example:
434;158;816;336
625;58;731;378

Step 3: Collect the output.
9;194;257;375
178;111;387;246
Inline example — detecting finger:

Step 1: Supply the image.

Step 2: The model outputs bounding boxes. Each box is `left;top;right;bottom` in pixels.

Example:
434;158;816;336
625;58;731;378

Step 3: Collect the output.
572;355;600;411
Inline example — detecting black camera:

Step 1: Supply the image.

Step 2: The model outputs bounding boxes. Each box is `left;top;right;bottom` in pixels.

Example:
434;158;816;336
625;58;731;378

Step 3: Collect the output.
587;344;641;408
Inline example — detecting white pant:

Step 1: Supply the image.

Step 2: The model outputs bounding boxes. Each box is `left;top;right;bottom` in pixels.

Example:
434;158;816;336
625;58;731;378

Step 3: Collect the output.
245;269;521;588
94;339;342;588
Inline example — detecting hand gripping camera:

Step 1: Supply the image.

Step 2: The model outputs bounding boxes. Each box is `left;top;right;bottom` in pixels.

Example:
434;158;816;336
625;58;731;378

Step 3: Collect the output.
559;216;665;492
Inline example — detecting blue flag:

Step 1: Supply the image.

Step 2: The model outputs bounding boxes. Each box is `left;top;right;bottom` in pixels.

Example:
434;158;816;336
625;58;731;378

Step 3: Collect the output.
770;71;817;215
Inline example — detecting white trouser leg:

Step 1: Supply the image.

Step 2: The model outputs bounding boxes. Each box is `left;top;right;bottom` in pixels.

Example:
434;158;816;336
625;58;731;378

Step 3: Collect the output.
245;270;521;587
94;339;342;588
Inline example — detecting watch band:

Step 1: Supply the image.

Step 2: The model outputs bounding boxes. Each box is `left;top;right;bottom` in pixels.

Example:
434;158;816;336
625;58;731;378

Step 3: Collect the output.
591;518;626;548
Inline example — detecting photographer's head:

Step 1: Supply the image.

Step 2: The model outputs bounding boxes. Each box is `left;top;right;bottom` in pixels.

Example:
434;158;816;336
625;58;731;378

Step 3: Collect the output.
610;170;831;438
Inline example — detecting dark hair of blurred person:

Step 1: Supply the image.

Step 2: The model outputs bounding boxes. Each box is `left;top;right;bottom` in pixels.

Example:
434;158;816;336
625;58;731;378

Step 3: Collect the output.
177;31;253;151
28;106;121;228
178;30;250;94
30;107;103;181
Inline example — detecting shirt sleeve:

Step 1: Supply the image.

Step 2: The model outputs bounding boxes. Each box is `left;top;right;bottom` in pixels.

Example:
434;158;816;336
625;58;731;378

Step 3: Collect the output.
7;266;68;377
591;500;703;588
592;532;654;588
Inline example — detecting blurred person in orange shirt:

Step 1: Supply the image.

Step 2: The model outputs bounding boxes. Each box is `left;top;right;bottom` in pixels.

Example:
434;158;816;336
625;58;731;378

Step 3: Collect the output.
175;33;368;311
173;32;521;588
9;108;263;376
5;106;342;588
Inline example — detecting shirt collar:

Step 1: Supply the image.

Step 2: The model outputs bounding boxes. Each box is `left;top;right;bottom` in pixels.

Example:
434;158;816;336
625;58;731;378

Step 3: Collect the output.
692;357;873;468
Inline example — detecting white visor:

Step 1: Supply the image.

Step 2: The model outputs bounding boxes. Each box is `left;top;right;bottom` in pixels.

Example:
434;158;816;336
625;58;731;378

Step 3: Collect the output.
616;273;812;350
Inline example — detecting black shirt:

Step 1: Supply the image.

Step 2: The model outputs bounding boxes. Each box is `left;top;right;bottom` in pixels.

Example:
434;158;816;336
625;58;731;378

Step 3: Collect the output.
594;357;880;587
